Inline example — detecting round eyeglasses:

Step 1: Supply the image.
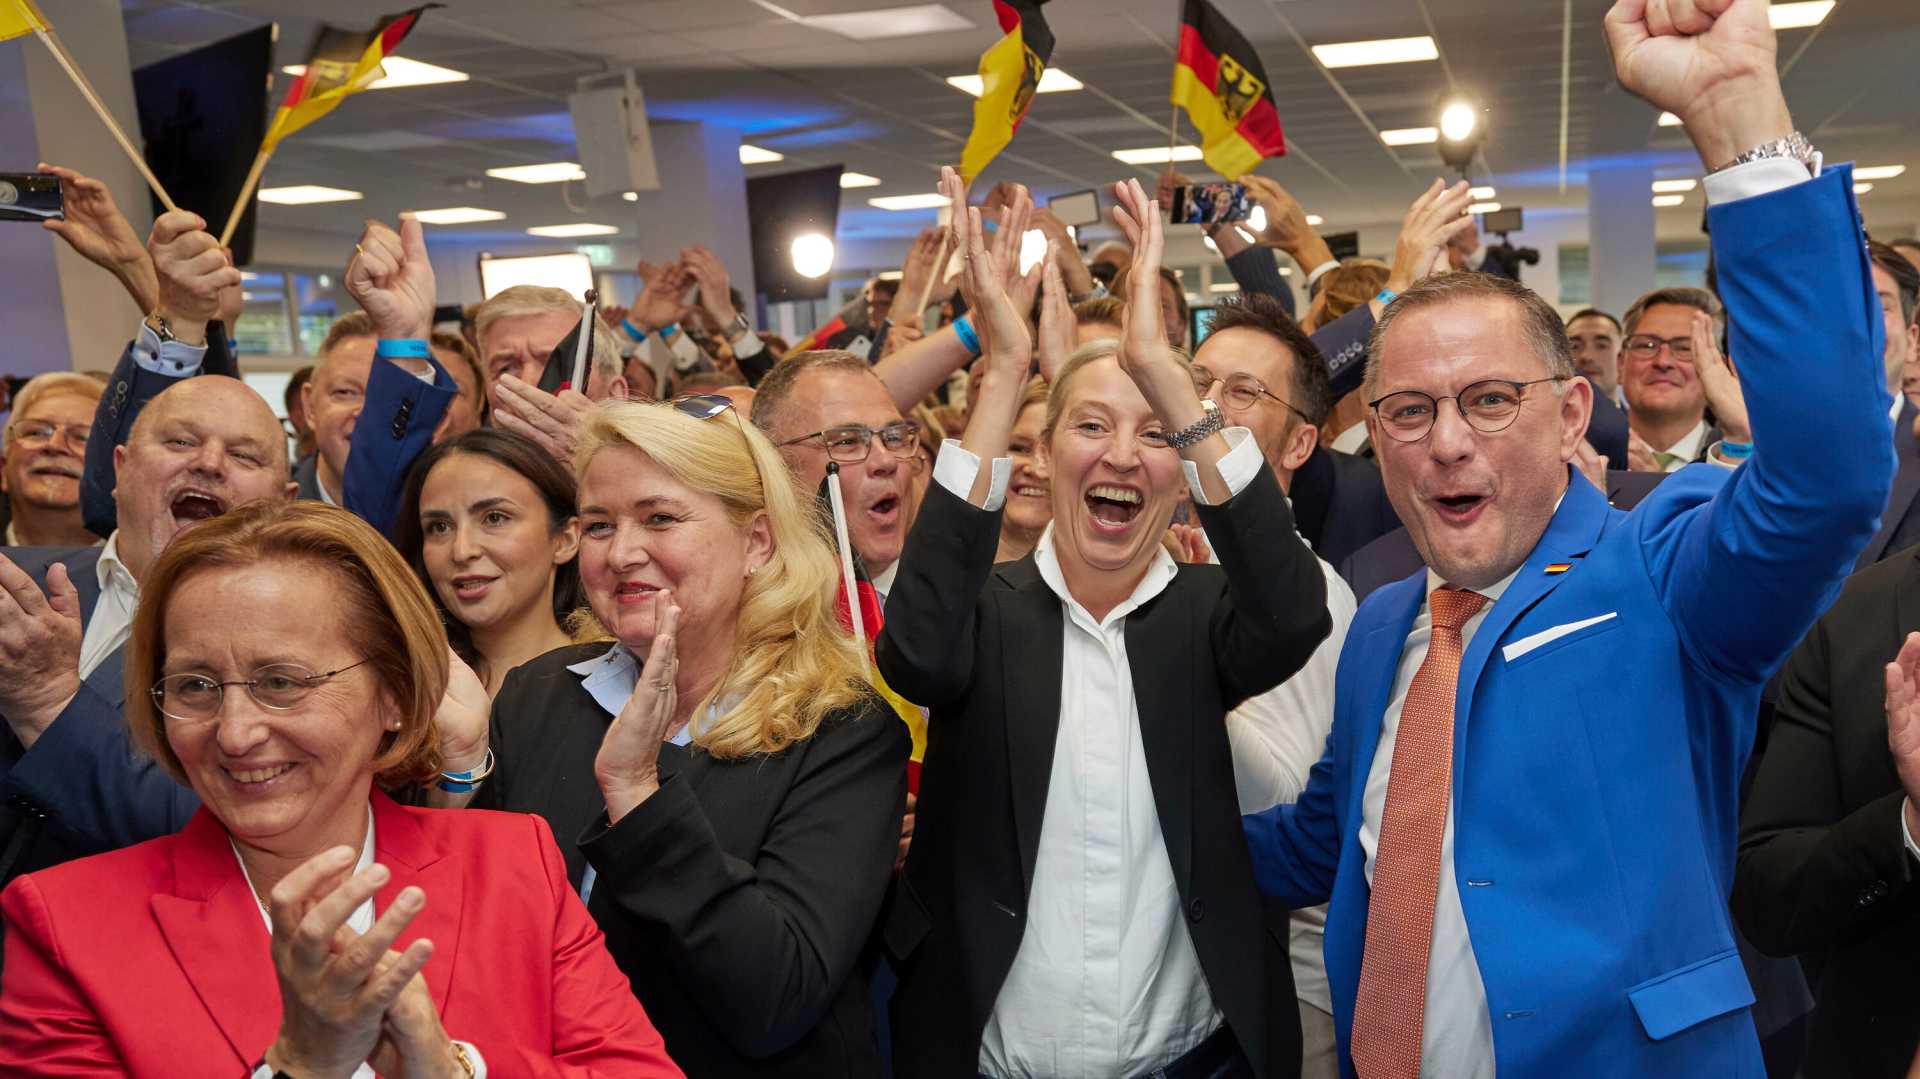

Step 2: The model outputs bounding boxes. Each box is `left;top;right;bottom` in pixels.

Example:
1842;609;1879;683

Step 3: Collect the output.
150;660;371;722
1367;377;1565;443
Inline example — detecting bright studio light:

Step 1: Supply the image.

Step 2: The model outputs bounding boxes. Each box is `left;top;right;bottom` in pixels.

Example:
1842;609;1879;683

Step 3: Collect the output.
1247;204;1267;232
1440;102;1479;143
791;232;835;278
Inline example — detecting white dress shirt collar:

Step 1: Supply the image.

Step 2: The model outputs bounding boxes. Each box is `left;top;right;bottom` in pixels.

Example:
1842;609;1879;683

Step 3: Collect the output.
77;531;140;681
1032;521;1179;630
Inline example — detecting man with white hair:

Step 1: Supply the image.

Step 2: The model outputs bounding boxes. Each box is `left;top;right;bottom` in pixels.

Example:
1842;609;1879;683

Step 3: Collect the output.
2;374;103;548
481;284;639;464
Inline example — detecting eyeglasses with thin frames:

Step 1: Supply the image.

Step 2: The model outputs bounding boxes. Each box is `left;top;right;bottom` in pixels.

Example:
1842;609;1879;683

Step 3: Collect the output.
1623;335;1696;363
7;419;91;451
1188;366;1312;423
150;659;372;722
776;421;920;465
1367;377;1566;443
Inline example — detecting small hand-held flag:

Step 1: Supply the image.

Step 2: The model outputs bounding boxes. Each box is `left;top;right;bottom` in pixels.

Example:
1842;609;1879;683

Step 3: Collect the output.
1170;0;1285;179
535;290;600;396
3;0;178;211
220;5;437;246
816;468;928;791
959;0;1055;182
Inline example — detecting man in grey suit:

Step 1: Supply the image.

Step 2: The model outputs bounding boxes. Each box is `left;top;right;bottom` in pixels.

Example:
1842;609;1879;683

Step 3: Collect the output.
0;375;294;884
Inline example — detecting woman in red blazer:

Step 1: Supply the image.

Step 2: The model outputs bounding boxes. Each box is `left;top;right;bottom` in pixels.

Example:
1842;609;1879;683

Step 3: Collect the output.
0;500;683;1078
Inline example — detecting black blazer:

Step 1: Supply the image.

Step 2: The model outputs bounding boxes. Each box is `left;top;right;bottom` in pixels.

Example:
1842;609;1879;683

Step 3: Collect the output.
876;467;1331;1079
1859;397;1920;568
477;644;910;1079
1732;545;1920;1077
1288;445;1400;569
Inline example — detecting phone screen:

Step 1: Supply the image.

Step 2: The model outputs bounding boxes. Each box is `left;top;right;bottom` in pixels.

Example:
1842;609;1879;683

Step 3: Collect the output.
0;173;63;223
1170;183;1251;226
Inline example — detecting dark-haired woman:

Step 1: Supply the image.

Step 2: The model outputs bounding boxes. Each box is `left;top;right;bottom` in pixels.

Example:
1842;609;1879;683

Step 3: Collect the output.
394;428;584;697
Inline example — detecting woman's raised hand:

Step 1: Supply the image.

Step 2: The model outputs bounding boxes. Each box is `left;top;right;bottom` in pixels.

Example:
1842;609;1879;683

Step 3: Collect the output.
595;593;682;824
1106;178;1181;386
264;847;436;1079
941;165;1040;382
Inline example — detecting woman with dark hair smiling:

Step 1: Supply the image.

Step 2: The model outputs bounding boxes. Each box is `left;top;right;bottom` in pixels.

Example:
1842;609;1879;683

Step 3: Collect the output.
394;428;585;697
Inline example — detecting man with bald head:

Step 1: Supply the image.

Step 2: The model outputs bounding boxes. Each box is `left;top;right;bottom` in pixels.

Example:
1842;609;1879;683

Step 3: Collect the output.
1;372;294;885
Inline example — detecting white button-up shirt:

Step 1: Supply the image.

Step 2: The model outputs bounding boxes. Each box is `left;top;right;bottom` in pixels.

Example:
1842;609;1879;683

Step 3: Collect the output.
934;430;1270;1078
77;531;138;681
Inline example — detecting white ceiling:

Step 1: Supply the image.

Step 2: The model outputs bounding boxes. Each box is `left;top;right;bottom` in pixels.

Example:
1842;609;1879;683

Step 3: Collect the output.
121;0;1920;255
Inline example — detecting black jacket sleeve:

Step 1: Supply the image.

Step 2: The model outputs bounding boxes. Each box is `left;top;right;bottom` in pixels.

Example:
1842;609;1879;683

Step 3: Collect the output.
1312;305;1374;402
82;325;240;537
874;477;1003;709
1194;461;1333;709
1732;614;1919;957
1222;247;1295;317
578;699;909;1058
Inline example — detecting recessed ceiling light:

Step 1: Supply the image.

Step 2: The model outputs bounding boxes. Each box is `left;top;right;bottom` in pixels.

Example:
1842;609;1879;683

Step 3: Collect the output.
1112;145;1204;164
257;185;363;205
1305;214;1324;227
1468;201;1502;214
409;207;506;225
1310;36;1439;68
623;191;638;202
1380;127;1439;146
1855;165;1906;181
1769;1;1835;29
1470;186;1496;200
1651;178;1697;193
840;172;883;188
526;223;620;238
1652;194;1686;207
486;162;586;184
1209;282;1241;293
1854;182;1874;195
282;57;468;90
1657;111;1684;127
868;193;950;211
800;4;974;40
946;68;1083;96
739;144;785;164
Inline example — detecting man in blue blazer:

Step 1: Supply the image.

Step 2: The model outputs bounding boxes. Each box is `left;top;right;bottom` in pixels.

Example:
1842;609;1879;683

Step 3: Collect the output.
1241;2;1897;1075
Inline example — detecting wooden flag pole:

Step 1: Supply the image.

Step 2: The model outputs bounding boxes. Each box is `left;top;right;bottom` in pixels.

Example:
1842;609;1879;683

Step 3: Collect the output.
1165;102;1181;186
33;28;177;213
218;147;272;249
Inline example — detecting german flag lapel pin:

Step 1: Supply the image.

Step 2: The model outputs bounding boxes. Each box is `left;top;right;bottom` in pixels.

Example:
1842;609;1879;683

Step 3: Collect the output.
1544;562;1573;575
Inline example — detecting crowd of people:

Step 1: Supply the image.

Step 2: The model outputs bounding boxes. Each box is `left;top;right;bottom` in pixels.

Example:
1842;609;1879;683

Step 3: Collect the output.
1;0;1919;1076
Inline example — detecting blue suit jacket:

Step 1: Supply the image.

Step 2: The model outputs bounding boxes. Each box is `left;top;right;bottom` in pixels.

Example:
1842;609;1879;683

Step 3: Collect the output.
0;547;198;886
1242;167;1895;1077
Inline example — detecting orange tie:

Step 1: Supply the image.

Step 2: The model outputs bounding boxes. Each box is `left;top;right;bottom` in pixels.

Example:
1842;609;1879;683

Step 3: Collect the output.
1351;586;1488;1079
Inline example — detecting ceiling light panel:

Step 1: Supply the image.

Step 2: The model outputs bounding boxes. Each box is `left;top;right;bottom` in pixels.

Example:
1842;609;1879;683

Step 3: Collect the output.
1310;36;1438;68
282;57;468;89
1652;194;1686;207
409;207;505;225
1854;165;1906;181
1657;111;1684;127
946;68;1083;95
486;162;586;184
869;193;951;210
1470;186;1496;200
257;185;362;205
1651;179;1698;193
526;223;620;237
1380;127;1439;146
840;172;882;188
1768;1;1835;29
739;145;785;164
1112;145;1204;164
800;4;974;40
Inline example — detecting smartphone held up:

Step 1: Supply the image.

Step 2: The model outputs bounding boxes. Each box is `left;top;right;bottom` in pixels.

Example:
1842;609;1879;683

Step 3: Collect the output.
0;173;63;223
1168;182;1250;227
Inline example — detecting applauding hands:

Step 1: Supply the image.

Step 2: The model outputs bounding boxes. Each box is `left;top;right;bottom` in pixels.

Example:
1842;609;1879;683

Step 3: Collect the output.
1883;631;1920;848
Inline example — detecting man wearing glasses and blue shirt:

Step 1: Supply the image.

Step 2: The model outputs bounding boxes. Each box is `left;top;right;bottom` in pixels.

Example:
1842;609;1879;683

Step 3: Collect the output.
1241;1;1897;1075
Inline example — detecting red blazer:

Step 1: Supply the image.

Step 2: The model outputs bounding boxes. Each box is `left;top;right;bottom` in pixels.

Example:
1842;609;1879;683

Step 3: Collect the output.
0;791;684;1077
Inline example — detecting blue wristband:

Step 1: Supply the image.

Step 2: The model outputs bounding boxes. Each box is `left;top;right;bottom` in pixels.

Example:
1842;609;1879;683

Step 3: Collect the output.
1719;439;1753;460
436;748;494;794
658;323;679;340
1374;288;1399;306
620;319;645;342
953;314;981;356
375;338;431;360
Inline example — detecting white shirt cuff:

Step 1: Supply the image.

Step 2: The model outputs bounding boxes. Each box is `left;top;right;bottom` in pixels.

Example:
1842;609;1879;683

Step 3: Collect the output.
1181;426;1260;506
1903;797;1919;864
932;440;1011;511
133;322;208;376
1702;156;1817;206
732;328;765;361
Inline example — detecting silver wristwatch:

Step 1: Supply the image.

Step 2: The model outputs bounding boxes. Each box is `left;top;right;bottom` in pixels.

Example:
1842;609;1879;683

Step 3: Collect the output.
1710;130;1817;175
1165;399;1225;450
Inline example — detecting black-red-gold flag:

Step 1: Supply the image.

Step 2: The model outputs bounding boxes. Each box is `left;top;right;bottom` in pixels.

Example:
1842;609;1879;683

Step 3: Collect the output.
1170;0;1284;179
959;0;1055;181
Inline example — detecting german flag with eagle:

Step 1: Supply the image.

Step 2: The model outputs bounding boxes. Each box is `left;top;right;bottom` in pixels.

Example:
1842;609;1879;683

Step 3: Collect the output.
1170;0;1285;179
959;0;1055;181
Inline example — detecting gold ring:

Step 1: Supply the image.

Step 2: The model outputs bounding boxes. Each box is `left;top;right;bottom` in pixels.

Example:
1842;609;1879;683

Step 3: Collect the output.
651;679;672;692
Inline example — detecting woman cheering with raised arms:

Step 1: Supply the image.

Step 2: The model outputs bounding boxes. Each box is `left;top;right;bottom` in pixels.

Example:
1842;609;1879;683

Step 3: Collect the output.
875;171;1332;1078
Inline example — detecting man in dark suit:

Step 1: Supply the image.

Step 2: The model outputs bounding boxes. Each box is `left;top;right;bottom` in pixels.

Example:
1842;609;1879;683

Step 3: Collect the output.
1734;544;1920;1077
0;374;295;884
1858;241;1920;567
